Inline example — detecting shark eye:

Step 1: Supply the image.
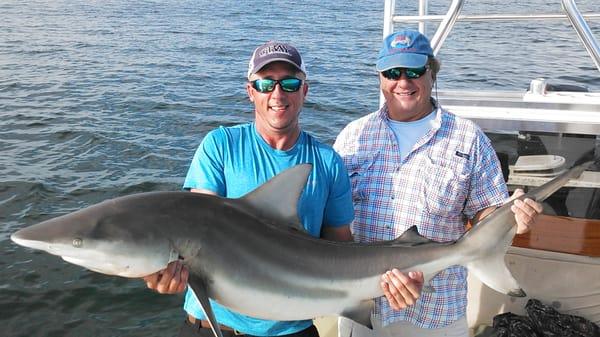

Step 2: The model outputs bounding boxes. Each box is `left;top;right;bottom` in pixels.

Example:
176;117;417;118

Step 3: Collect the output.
72;238;83;248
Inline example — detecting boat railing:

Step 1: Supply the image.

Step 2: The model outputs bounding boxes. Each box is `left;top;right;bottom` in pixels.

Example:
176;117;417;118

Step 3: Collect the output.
382;0;600;195
383;0;600;72
381;0;600;136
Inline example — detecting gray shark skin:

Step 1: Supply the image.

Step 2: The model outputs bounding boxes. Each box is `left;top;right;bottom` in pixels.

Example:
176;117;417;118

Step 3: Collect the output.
10;161;592;337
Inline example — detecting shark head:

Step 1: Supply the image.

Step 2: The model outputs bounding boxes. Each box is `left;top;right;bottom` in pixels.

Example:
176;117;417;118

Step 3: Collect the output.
11;195;177;278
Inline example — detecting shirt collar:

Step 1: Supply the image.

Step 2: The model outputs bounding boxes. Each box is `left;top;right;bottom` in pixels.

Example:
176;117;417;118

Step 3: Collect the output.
377;97;443;129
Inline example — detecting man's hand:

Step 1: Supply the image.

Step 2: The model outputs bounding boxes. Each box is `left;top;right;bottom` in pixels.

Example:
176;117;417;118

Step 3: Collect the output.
143;260;189;294
509;189;544;234
380;269;424;310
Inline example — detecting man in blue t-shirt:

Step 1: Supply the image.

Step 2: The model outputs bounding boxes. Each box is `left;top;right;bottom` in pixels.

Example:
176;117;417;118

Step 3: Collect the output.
143;41;424;337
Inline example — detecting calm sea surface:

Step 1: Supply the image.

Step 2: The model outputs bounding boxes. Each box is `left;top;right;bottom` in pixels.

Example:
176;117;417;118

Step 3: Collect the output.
1;1;599;336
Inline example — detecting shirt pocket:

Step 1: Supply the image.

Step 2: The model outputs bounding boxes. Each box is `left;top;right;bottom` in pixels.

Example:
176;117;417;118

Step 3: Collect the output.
348;152;379;203
421;158;469;216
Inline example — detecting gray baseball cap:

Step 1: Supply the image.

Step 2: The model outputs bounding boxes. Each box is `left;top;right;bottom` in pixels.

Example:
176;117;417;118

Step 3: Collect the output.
247;41;308;79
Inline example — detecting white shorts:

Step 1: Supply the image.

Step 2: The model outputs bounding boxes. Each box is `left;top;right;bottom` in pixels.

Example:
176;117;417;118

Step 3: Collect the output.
338;316;468;337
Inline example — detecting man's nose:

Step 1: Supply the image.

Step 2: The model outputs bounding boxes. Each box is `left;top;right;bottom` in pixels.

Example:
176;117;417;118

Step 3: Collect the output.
270;82;286;96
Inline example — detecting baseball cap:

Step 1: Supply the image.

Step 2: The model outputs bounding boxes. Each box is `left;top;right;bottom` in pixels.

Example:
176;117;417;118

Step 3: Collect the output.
376;30;434;71
247;41;308;79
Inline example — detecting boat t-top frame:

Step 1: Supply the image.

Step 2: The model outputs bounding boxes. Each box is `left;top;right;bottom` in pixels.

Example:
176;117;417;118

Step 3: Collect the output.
382;0;600;136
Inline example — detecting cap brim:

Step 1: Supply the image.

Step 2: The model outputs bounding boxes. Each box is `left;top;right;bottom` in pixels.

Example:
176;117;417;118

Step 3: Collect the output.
376;53;428;71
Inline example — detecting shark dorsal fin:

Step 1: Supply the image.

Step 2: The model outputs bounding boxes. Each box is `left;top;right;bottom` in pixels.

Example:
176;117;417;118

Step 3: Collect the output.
239;163;312;233
391;226;434;246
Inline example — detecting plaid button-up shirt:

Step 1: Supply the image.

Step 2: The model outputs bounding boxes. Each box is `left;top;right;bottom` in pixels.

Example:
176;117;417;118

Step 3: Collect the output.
333;102;508;328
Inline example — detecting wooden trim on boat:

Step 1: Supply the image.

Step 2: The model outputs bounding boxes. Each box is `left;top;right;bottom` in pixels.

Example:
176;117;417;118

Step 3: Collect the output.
511;215;600;257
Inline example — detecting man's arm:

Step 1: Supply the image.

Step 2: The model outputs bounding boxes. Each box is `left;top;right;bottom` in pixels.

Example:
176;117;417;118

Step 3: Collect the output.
472;189;543;234
189;188;217;195
321;225;353;241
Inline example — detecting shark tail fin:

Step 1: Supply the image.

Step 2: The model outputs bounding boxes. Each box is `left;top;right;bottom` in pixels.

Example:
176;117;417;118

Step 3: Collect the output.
454;160;594;298
463;223;526;297
465;227;526;297
462;160;594;297
467;253;525;297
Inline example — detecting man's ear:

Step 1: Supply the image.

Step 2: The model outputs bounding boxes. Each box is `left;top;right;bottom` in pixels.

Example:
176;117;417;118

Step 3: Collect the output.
246;82;254;102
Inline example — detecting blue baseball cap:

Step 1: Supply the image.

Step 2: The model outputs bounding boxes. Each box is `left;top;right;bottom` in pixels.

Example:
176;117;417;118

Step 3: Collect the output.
376;30;434;71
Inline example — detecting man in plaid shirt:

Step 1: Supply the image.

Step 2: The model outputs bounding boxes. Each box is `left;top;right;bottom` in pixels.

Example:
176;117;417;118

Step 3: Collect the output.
334;30;542;337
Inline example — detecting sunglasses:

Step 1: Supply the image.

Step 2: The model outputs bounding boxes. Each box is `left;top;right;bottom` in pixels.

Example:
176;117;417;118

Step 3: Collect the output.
251;78;303;93
381;66;429;80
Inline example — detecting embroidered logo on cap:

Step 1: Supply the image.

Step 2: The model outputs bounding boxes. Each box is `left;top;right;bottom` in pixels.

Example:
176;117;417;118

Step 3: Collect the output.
257;44;293;57
391;35;411;48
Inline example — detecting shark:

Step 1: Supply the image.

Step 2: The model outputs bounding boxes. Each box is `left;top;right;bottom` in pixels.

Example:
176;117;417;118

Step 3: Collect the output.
10;161;592;337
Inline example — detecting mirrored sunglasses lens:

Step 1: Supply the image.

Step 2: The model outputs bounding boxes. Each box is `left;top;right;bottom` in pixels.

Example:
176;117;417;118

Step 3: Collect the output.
406;67;427;79
253;79;276;92
280;78;302;92
383;68;402;80
382;67;427;80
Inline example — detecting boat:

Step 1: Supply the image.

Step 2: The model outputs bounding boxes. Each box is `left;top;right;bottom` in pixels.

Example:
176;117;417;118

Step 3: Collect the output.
317;0;600;335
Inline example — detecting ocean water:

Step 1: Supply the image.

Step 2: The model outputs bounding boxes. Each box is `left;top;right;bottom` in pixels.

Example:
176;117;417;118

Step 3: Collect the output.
1;1;599;336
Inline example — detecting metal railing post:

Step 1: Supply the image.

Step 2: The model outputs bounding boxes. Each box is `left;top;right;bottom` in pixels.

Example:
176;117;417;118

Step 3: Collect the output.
562;0;600;72
430;0;465;56
381;0;397;107
383;0;396;39
418;0;428;33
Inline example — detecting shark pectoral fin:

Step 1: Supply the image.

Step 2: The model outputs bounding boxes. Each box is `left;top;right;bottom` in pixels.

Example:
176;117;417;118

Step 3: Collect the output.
187;276;224;337
467;254;526;297
340;300;374;329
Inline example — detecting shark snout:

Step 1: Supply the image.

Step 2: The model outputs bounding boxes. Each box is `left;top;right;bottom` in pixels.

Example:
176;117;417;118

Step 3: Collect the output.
11;229;56;252
11;236;48;253
10;220;75;254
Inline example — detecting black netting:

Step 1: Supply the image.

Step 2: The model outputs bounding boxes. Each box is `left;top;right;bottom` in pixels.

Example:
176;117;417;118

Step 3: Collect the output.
487;299;600;337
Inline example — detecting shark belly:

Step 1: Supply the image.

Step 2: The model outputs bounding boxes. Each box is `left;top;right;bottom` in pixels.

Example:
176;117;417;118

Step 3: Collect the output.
207;270;383;320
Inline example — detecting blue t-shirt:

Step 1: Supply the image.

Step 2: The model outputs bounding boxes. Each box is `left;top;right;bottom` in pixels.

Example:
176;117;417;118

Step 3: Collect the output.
182;122;354;336
387;109;436;161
